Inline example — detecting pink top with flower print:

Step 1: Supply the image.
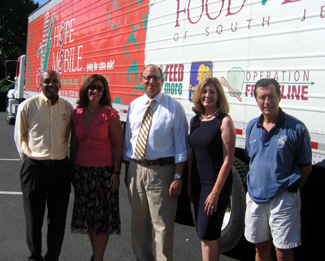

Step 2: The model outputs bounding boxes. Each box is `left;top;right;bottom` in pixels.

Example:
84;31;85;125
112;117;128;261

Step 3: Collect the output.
72;106;119;167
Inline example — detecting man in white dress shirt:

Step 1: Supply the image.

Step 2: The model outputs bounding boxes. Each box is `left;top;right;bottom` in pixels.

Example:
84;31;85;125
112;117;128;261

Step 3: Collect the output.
124;64;188;261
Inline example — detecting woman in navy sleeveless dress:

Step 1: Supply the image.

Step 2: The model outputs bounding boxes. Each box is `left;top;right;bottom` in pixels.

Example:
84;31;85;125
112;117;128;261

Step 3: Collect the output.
188;77;236;261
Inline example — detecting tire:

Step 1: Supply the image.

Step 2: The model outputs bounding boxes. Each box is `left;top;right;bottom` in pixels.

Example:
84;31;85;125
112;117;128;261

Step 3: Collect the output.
6;116;14;125
220;157;248;253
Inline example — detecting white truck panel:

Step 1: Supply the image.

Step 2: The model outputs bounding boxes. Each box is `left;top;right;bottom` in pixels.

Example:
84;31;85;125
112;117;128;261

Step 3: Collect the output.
144;0;325;166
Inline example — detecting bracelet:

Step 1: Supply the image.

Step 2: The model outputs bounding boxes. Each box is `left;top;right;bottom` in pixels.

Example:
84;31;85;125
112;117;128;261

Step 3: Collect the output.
113;171;121;175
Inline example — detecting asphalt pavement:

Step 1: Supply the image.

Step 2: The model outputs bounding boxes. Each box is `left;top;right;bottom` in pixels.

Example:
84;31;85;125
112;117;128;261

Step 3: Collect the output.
0;112;247;261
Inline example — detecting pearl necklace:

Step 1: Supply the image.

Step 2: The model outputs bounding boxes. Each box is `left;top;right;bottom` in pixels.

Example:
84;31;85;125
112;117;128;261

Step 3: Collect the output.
201;110;218;119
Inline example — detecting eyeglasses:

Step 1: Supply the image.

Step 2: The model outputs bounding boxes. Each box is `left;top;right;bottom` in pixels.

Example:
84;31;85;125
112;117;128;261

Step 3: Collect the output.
142;76;161;81
88;84;105;92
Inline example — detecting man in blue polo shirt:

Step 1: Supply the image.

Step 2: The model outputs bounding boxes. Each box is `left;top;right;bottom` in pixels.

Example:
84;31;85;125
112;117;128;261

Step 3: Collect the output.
245;78;312;261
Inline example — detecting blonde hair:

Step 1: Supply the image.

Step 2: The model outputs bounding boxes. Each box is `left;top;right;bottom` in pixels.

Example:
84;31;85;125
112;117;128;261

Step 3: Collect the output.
192;77;229;115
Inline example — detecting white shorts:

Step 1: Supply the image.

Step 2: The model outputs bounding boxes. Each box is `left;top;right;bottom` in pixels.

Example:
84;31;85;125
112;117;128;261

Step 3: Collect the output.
244;190;301;249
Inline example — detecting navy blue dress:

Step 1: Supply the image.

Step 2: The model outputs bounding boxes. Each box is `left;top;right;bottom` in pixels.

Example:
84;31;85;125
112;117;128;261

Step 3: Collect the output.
189;114;232;240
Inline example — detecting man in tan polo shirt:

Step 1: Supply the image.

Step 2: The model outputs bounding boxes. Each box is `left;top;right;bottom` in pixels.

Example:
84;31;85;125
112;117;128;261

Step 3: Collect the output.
14;70;73;261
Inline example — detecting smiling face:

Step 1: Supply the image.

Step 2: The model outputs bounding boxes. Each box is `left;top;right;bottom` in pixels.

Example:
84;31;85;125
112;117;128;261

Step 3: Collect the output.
87;79;104;104
40;70;61;104
255;84;281;118
141;65;162;99
200;83;218;111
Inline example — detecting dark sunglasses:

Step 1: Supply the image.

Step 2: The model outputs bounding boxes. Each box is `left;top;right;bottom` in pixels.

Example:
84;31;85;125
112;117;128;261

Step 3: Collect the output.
88;84;105;92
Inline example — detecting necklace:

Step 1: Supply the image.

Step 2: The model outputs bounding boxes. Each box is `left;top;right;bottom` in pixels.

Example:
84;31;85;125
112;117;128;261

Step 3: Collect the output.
86;107;98;113
201;109;218;119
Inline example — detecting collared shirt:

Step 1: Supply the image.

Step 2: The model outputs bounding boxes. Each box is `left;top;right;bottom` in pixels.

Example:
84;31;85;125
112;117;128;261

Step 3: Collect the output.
14;92;73;161
124;92;188;164
245;108;312;203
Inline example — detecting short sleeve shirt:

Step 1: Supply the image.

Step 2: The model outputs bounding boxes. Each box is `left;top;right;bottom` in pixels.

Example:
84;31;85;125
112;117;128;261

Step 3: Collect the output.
72;105;119;167
245;109;312;203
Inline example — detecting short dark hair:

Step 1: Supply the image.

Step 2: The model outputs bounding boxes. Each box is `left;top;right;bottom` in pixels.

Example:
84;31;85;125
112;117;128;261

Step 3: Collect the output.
77;74;111;108
254;78;281;98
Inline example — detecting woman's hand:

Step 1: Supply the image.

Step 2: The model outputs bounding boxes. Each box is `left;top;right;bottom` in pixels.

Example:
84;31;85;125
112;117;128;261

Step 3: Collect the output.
109;173;120;193
204;192;219;216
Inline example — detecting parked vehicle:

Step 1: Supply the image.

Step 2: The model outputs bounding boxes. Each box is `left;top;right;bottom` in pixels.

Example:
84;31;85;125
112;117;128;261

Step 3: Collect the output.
6;0;325;253
5;55;26;124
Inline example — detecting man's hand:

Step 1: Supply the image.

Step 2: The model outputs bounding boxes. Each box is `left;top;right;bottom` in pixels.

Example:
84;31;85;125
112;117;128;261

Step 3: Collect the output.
169;178;182;197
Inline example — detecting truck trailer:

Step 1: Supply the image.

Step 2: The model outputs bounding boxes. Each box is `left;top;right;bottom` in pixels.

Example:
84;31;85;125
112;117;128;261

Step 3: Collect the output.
6;0;325;253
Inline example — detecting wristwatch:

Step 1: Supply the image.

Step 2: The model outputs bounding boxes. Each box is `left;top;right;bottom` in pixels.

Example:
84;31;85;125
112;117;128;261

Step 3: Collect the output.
174;173;182;179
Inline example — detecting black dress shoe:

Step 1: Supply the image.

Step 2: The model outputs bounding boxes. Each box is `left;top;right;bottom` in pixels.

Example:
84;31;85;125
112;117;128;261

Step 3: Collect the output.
90;254;94;261
28;254;44;261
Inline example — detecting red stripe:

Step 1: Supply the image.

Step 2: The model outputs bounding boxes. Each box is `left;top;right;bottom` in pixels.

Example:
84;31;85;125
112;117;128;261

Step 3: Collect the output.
236;129;243;135
311;142;318;150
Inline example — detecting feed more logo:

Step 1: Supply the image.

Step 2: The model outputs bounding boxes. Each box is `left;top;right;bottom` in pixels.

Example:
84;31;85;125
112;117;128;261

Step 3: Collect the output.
163;64;185;96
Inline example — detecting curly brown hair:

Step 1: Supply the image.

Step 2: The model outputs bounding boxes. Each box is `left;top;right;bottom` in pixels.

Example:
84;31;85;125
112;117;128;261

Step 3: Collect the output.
77;74;111;108
192;77;229;115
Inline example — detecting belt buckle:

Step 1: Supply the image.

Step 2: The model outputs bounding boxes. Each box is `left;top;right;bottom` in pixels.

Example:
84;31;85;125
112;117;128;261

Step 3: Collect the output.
44;160;54;167
135;159;155;166
147;159;159;166
141;160;149;166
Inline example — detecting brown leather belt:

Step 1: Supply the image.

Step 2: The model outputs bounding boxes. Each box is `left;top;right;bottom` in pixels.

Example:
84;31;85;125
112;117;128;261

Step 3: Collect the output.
132;157;174;166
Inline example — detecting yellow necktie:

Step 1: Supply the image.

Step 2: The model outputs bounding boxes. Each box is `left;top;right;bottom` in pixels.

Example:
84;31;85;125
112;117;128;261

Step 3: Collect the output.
134;99;155;160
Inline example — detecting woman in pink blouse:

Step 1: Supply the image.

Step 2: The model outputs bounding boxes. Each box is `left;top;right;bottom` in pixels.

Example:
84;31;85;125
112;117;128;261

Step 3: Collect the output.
70;74;123;261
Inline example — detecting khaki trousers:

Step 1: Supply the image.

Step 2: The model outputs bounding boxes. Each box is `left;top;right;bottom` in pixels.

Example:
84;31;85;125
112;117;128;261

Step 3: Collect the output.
127;161;177;261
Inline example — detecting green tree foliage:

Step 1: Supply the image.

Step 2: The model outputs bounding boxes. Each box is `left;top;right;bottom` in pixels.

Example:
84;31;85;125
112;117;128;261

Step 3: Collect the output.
0;0;38;79
0;78;14;110
0;0;38;110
